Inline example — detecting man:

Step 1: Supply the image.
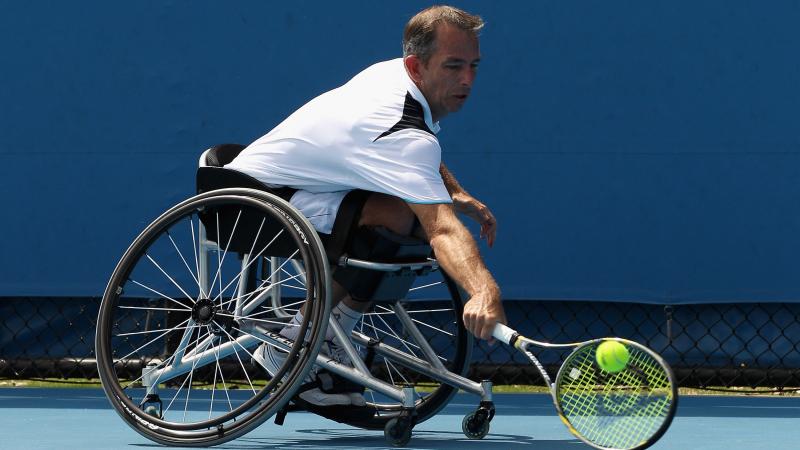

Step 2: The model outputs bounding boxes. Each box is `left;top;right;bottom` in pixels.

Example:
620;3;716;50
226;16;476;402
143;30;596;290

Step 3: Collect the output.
226;5;506;407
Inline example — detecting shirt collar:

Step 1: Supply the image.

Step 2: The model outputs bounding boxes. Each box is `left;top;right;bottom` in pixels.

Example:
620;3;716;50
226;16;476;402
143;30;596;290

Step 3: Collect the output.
403;65;441;134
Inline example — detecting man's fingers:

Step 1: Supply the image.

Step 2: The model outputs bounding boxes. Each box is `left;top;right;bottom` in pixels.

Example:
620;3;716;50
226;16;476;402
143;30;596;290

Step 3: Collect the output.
464;311;499;340
463;311;473;332
481;322;495;340
473;315;486;338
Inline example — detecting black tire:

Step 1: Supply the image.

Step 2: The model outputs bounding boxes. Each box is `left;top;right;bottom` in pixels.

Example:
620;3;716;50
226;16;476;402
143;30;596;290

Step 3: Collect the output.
95;189;331;446
342;271;472;429
462;411;490;439
384;417;413;447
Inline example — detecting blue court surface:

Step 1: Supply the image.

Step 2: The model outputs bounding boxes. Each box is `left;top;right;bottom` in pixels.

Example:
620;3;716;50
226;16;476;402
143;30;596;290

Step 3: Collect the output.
2;389;799;450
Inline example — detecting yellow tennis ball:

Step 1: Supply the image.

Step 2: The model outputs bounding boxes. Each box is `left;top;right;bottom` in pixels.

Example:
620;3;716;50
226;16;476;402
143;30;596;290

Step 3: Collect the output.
596;340;629;373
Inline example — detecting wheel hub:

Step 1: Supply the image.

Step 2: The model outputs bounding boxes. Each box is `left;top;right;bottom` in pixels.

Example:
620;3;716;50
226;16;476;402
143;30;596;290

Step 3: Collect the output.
192;298;216;325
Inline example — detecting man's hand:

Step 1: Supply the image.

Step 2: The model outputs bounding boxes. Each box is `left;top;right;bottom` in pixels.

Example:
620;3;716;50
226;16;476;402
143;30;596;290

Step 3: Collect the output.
451;192;497;247
462;290;506;341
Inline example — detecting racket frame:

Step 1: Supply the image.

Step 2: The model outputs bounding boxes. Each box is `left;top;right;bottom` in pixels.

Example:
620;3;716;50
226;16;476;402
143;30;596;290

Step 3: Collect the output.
493;324;678;450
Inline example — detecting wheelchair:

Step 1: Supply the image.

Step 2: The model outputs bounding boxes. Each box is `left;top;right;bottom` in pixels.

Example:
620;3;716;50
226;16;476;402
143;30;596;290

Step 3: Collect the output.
95;144;496;447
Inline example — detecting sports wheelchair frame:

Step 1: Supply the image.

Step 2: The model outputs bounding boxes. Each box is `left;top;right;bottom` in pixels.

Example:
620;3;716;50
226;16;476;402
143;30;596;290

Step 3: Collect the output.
95;145;495;447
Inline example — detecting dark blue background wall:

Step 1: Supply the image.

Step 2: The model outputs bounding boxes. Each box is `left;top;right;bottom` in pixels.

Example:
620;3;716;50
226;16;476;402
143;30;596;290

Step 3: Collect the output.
2;1;799;303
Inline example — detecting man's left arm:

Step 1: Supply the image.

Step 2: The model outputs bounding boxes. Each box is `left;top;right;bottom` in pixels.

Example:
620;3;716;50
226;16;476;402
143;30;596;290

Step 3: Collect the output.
439;162;497;247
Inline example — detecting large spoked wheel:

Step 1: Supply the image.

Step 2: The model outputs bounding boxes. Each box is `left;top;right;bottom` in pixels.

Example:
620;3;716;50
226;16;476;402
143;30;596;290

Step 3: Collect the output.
342;270;472;429
95;189;331;446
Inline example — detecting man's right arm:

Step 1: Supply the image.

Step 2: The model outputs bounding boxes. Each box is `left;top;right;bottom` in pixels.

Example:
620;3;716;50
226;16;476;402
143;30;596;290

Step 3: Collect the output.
407;202;505;340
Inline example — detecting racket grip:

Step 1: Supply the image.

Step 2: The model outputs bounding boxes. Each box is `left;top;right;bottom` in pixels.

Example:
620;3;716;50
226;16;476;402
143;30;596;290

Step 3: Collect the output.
492;323;518;346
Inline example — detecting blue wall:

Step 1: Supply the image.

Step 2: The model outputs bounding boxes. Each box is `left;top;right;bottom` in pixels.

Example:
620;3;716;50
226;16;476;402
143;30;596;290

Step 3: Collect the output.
2;1;799;303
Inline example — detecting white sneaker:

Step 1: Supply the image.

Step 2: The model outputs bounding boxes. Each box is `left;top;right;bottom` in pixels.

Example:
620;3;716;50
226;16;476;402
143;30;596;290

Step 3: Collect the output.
321;339;366;407
252;340;365;407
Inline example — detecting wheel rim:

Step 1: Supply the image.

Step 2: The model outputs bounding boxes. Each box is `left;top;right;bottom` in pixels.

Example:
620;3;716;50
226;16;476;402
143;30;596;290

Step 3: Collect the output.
96;192;329;443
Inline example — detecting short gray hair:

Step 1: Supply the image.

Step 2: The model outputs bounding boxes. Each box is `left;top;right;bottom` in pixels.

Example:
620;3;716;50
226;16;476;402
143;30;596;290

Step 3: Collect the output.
403;5;484;63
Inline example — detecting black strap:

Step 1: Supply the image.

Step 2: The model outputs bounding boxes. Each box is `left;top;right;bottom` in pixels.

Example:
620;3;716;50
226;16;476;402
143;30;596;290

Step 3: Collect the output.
297;369;366;395
318;189;370;263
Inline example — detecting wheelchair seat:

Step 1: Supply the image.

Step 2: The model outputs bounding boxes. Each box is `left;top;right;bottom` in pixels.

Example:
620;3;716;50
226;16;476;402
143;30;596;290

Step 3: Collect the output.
196;144;369;263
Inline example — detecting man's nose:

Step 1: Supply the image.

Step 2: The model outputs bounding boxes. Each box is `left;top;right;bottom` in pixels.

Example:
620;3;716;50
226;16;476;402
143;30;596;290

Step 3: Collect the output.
460;67;477;87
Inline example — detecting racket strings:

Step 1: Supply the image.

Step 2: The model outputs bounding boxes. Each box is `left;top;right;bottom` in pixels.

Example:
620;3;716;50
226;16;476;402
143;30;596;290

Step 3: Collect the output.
556;344;675;449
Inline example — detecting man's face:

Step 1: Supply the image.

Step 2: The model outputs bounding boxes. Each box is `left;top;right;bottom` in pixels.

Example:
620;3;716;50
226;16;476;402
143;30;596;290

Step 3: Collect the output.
416;24;480;122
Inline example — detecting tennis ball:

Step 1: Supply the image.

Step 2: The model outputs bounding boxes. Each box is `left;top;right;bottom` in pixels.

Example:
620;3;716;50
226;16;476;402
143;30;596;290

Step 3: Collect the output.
595;340;629;373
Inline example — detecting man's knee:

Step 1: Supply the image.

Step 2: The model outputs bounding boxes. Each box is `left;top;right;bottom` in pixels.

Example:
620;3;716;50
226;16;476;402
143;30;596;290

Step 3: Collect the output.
358;193;415;236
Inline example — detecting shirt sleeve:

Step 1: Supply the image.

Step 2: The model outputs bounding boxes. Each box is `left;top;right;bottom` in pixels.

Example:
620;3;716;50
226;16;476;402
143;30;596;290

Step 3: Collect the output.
351;130;452;203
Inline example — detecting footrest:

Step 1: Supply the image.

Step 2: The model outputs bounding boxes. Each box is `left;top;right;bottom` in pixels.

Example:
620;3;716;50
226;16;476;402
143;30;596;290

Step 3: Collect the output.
305;403;377;424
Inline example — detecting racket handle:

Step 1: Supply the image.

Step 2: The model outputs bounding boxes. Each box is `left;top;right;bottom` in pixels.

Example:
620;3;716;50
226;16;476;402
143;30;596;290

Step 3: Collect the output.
492;323;519;346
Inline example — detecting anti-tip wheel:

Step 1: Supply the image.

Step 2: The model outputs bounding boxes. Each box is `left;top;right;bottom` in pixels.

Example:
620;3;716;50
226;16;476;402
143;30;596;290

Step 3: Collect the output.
384;417;413;447
462;411;490;439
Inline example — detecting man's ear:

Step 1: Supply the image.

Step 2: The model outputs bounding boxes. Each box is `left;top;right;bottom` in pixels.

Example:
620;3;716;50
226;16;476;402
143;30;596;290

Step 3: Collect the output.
404;55;424;83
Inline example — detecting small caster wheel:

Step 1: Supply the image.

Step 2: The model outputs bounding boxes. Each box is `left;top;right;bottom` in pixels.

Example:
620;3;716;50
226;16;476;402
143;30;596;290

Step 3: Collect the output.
143;404;160;418
462;411;490;439
140;394;162;419
384;417;413;447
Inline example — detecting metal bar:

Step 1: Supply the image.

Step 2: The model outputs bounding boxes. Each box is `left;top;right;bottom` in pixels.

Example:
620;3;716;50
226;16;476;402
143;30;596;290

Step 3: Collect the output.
171;319;198;367
235;253;250;317
198;222;210;297
313;353;409;403
327;319;371;375
338;256;437;272
153;334;261;384
270;257;290;318
391;303;447;371
350;331;484;396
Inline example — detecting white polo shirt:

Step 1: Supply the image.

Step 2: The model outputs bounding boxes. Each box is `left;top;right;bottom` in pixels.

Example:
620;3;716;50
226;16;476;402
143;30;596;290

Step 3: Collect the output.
226;58;452;233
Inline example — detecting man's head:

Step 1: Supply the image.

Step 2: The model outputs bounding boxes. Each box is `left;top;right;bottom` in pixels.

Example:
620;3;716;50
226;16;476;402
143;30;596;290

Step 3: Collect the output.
403;6;483;122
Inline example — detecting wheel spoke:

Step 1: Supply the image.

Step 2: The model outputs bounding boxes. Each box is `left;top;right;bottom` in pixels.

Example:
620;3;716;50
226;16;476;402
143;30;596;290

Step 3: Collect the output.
409;317;454;337
373;307;421;359
212;230;290;307
166;230;202;298
145;254;196;305
115;317;193;362
119;305;190;312
209;210;242;301
213;322;260;395
408;281;443;291
219;271;304;312
116;325;195;337
129;279;192;310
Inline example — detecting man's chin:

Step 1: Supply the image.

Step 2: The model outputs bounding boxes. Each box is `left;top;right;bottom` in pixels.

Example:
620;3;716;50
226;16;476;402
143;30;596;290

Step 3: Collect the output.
449;101;467;113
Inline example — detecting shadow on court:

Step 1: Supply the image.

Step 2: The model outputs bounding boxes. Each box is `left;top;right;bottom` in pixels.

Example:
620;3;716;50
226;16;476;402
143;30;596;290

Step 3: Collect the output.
156;429;581;450
674;396;800;418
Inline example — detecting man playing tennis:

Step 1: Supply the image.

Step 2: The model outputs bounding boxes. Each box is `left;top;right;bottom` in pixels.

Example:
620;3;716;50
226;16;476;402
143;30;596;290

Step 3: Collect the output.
226;5;506;408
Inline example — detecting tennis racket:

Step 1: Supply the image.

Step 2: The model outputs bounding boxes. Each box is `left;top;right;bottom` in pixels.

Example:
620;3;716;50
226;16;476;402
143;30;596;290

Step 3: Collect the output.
492;323;678;450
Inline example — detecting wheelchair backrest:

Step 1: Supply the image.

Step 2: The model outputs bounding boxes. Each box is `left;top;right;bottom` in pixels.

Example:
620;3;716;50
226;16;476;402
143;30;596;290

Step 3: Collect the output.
197;146;301;259
201;143;246;168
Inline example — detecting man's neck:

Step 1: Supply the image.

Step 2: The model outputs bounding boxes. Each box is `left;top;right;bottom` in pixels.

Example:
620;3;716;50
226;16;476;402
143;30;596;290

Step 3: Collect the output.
410;79;443;124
